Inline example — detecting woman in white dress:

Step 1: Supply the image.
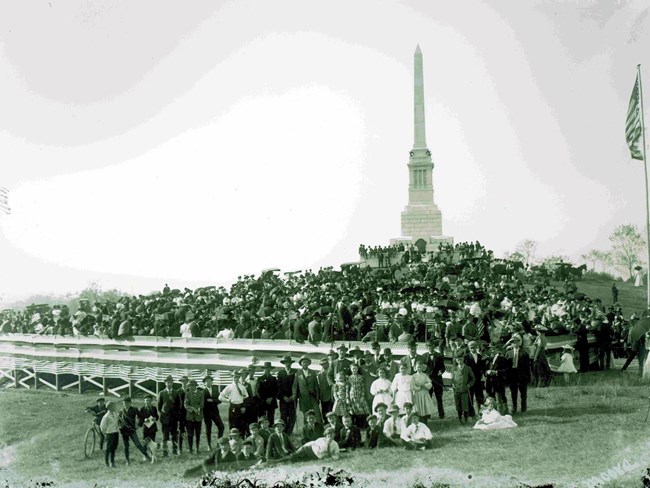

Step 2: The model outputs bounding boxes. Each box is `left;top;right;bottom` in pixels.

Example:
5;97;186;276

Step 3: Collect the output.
391;363;413;414
369;366;393;414
473;397;517;431
557;344;578;383
411;361;436;422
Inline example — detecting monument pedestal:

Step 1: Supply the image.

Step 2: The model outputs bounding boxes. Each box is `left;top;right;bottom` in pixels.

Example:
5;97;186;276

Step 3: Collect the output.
389;235;454;253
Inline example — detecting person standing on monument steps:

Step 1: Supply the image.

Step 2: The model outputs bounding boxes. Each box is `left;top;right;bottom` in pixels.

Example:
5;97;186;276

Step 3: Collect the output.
277;356;297;434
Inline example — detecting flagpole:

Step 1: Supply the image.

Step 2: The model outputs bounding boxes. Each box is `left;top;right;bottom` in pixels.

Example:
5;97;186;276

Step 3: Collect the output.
638;64;650;309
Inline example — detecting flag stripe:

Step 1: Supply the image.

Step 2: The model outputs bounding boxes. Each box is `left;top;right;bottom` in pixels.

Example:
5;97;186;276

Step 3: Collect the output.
626;74;644;161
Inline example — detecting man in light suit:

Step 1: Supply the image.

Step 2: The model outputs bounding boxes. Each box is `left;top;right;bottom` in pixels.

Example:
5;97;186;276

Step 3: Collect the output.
293;356;321;424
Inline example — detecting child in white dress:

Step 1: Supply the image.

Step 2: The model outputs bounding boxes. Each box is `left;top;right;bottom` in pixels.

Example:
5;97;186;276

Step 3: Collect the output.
473;397;517;431
557;344;578;383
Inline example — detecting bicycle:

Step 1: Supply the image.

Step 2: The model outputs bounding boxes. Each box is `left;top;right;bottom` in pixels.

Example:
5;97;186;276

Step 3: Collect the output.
84;410;103;459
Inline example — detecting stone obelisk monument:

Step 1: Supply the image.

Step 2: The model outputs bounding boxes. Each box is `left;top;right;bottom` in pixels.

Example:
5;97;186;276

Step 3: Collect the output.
390;45;453;252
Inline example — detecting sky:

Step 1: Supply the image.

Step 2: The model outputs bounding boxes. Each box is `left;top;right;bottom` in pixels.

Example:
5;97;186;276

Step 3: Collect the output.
0;0;649;305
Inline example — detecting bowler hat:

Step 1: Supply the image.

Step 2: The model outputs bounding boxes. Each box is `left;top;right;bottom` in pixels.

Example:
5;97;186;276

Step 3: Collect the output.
280;356;294;365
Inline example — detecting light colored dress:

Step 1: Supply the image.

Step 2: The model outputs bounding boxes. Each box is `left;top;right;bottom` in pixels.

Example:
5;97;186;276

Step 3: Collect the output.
391;373;413;413
370;377;393;413
347;374;369;415
332;382;349;416
557;352;578;373
473;407;518;430
411;372;435;417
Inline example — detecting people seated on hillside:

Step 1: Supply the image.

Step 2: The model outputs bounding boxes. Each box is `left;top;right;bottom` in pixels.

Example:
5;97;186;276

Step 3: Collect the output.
282;426;340;463
400;412;433;450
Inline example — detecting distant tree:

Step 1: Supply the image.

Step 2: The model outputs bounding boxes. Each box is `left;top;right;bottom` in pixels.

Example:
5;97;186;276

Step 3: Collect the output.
581;249;614;273
515;239;538;267
609;224;646;281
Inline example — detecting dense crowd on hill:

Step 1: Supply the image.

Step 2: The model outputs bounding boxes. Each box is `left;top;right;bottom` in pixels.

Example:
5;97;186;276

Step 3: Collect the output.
0;242;629;359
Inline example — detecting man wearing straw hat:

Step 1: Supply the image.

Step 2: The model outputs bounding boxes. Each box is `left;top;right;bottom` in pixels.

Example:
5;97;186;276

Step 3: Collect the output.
277;356;297;434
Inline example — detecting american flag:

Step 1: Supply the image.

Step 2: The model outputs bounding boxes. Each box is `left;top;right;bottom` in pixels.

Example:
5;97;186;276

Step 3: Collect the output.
625;71;644;161
0;187;9;214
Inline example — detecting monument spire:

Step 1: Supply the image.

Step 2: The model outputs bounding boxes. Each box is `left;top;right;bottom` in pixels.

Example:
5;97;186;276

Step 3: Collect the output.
414;44;427;150
387;45;453;254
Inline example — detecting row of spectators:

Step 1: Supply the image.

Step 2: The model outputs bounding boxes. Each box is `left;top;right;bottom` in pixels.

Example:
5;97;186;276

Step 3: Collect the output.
0;242;630;358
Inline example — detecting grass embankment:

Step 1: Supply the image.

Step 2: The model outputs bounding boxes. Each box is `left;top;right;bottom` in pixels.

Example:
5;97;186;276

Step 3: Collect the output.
2;361;650;488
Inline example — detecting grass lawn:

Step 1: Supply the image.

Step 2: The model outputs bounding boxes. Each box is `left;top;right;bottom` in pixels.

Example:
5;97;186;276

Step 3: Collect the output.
565;278;646;317
2;360;650;488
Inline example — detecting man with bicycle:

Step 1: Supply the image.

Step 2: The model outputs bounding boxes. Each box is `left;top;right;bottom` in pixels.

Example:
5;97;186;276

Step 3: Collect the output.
86;396;107;450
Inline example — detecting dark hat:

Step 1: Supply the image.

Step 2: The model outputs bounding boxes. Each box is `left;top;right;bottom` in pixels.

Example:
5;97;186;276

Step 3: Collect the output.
228;428;241;437
366;414;377;422
249;422;260;430
164;375;174;382
123;396;132;403
407;340;417;348
305;409;316;417
263;361;273;368
181;375;189;381
273;419;286;428
403;402;413;408
217;437;230;446
96;397;105;403
383;347;393;355
319;357;329;364
349;346;363;358
188;379;197;386
374;402;388;412
298;355;312;365
388;404;400;413
203;375;213;383
328;350;339;358
371;341;381;350
280;356;294;365
337;343;348;351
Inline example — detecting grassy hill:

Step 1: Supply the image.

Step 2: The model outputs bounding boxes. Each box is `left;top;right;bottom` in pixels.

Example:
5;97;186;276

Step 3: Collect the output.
572;278;646;317
2;362;650;488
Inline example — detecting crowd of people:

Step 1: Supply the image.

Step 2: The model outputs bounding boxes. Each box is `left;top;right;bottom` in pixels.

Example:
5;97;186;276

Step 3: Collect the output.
0;243;631;365
87;336;533;475
357;243;425;267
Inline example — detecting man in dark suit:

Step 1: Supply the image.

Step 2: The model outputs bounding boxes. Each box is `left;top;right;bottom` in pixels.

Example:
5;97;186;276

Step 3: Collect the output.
464;340;485;417
317;357;333;418
293;356;321;424
177;375;189;454
300;409;324;444
485;343;509;414
422;339;445;419
327;345;352;384
257;362;279;425
338;414;361;450
202;375;224;451
398;340;421;375
506;335;531;414
276;356;297;434
138;394;159;444
265;419;295;460
158;375;179;456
